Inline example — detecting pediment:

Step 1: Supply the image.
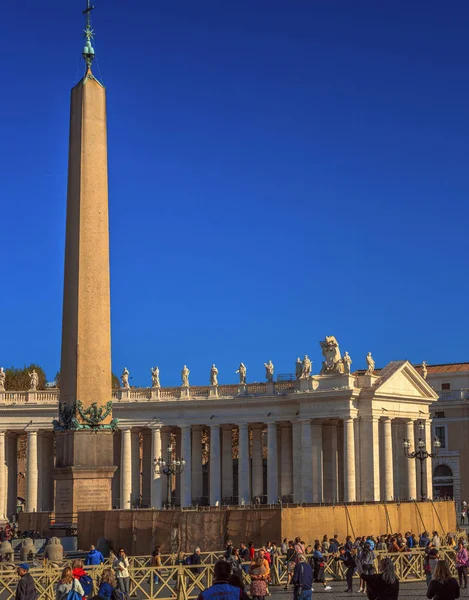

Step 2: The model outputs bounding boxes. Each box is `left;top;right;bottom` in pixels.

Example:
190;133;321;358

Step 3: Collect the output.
374;361;439;400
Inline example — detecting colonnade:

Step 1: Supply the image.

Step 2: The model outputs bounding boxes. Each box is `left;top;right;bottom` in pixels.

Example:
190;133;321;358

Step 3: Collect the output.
116;416;434;509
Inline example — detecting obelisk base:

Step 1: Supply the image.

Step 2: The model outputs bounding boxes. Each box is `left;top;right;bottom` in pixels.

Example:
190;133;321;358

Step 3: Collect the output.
54;430;116;527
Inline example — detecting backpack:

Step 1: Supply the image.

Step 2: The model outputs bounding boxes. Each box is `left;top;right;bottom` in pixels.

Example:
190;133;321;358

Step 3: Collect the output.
66;580;82;600
111;590;126;600
79;575;93;597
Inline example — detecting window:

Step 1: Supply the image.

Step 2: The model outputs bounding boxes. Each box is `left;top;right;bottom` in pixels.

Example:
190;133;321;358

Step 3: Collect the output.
435;426;446;448
435;411;445;419
441;383;451;390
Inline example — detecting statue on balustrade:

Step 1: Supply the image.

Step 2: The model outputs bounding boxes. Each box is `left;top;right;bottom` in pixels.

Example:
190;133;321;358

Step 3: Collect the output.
210;364;218;386
264;360;274;382
181;365;190;387
319;336;344;374
151;366;160;388
0;367;5;391
421;361;428;380
121;367;130;389
301;355;312;379
365;352;375;375
343;351;352;375
29;369;39;391
236;363;247;384
295;358;302;380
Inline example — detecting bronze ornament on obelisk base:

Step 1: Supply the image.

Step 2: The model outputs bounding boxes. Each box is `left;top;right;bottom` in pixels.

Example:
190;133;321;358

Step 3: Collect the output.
53;1;117;528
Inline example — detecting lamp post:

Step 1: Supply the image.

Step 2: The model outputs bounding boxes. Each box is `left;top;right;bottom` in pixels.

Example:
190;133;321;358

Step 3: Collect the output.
153;444;185;508
403;420;441;501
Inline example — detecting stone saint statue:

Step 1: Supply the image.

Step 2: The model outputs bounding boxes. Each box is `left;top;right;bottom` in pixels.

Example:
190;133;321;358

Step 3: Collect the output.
121;367;130;389
29;370;39;391
236;363;247;384
210;364;218;386
365;352;375;375
151;366;160;388
343;351;352;374
0;367;5;391
295;358;302;380
301;355;312;379
421;361;428;380
319;336;344;375
181;365;190;387
264;360;274;382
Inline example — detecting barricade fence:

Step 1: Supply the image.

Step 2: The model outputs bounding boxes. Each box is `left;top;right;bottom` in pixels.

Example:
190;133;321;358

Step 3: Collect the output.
0;548;457;600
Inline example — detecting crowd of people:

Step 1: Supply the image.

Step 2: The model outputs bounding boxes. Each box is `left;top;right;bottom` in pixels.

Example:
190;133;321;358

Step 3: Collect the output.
12;529;468;600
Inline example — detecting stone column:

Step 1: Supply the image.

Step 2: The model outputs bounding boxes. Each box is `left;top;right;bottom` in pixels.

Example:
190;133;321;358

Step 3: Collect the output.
161;428;172;505
292;421;302;503
251;425;263;501
131;430;140;508
267;422;278;504
150;426;162;509
221;426;233;502
6;434;17;519
26;430;38;513
209;425;221;505
280;424;293;500
38;433;54;512
0;432;5;519
311;421;323;502
406;420;417;500
361;417;380;501
112;430;121;508
424;419;433;500
141;430;151;506
344;418;356;502
120;428;132;510
300;420;313;503
383;417;394;501
174;430;182;506
238;424;250;504
181;426;192;507
191;426;203;503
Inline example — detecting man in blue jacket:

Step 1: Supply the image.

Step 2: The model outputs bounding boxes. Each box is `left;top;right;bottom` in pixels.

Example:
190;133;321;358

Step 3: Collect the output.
85;545;104;565
292;555;314;600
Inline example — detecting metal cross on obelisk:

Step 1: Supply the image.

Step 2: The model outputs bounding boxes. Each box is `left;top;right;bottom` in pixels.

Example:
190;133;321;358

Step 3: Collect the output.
82;0;96;69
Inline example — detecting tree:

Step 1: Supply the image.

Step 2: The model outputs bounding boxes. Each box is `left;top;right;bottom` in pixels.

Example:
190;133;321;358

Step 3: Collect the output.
5;364;47;391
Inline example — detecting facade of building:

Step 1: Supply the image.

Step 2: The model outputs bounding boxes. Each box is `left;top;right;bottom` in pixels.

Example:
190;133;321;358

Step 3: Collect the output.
0;355;438;520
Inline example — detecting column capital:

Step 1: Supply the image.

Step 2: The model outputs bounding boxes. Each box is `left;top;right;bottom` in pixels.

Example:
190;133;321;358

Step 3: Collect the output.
149;423;162;431
381;415;392;422
238;423;249;430
210;423;220;431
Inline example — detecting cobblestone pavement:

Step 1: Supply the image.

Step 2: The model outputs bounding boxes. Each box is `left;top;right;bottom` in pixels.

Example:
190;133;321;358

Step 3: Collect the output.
268;581;467;600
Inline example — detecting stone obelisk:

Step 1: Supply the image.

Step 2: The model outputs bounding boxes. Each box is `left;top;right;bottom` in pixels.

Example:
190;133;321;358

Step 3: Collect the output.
54;2;116;526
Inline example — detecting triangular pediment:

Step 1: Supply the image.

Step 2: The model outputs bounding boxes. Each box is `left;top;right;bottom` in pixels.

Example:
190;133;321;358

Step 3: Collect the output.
374;361;439;400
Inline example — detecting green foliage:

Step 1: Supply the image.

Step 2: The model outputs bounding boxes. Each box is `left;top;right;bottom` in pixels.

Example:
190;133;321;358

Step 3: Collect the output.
5;364;47;391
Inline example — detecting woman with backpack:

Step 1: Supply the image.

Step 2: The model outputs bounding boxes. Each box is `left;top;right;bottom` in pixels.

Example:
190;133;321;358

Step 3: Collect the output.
56;567;84;600
310;542;332;591
113;548;130;597
72;560;93;600
284;541;297;590
98;568;116;600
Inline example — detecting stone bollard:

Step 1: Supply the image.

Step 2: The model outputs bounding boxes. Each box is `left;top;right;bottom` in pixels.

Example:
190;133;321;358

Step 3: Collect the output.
0;540;14;562
44;537;64;562
19;538;37;562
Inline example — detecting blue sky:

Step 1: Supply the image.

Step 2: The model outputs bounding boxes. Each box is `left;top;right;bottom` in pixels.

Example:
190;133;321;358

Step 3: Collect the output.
1;1;468;387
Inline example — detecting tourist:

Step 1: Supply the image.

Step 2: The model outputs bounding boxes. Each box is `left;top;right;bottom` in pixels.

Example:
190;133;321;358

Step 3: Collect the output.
56;566;85;600
281;539;288;555
432;532;441;550
321;535;329;553
455;541;468;589
335;546;357;593
227;547;243;578
425;549;440;587
98;568;116;599
291;554;314;600
197;560;242;600
427;560;460;600
294;537;305;557
360;557;399;600
248;542;255;561
284;541;297;590
113;548;130;597
151;546;161;586
72;559;93;599
461;509;466;526
239;542;250;573
420;532;430;548
16;563;37;600
86;544;104;565
344;536;353;552
249;554;269;600
227;573;250;600
191;547;203;574
225;541;234;559
310;542;331;591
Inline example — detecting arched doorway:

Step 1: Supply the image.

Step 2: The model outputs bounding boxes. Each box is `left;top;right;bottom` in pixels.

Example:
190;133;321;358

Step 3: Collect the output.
433;464;454;499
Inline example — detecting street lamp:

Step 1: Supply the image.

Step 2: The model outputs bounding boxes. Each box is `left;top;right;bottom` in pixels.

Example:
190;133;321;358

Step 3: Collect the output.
153;445;185;508
403;420;441;501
